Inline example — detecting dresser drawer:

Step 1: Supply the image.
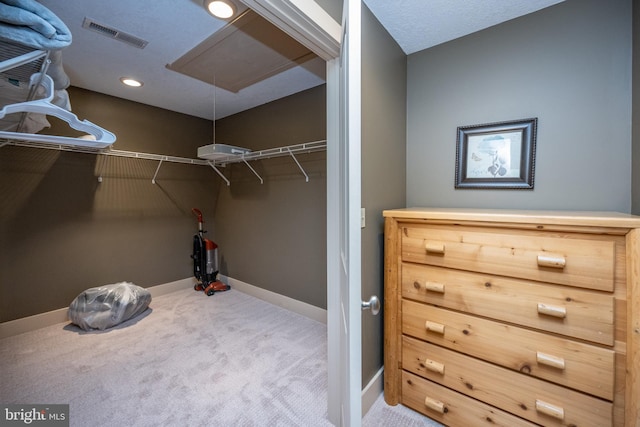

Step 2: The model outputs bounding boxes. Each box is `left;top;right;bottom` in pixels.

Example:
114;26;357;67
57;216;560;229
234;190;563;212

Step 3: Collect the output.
401;225;615;291
402;337;612;426
402;370;537;427
402;263;614;345
402;300;615;400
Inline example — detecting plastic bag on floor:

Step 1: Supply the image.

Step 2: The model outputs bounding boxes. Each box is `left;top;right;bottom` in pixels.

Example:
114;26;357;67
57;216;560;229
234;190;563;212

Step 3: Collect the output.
68;282;152;330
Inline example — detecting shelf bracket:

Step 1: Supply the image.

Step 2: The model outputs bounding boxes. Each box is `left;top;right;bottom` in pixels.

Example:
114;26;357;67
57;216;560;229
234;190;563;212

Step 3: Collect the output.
152;159;163;184
209;162;230;186
287;147;309;182
242;157;264;184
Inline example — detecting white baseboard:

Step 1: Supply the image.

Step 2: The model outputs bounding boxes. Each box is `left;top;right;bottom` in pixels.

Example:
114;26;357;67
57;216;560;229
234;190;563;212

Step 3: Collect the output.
0;307;70;340
148;277;198;298
0;276;327;338
362;367;384;417
222;275;327;324
0;277;196;339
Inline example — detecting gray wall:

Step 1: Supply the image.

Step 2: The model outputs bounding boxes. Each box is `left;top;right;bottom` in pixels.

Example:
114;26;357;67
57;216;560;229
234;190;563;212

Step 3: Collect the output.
0;88;217;322
406;0;634;212
211;85;327;309
361;5;406;387
633;0;640;215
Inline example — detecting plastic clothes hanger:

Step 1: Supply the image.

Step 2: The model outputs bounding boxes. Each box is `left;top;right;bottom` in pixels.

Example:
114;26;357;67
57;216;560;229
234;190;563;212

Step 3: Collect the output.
0;72;116;149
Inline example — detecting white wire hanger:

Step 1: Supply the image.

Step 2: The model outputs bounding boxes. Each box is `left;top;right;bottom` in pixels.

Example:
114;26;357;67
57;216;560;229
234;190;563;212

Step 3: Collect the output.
0;72;116;149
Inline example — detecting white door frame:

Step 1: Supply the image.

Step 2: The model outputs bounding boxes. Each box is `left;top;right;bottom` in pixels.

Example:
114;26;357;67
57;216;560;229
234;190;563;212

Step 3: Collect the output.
325;55;342;424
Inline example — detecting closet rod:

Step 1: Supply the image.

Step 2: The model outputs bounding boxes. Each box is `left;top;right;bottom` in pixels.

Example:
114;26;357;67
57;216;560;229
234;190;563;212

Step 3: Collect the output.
3;139;327;185
4;139;326;168
2;140;210;165
105;149;209;165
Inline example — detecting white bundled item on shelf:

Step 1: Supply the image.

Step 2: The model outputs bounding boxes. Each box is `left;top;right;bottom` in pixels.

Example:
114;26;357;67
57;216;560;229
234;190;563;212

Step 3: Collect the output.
0;76;49;133
0;73;116;148
197;143;251;160
68;282;152;331
0;75;70;133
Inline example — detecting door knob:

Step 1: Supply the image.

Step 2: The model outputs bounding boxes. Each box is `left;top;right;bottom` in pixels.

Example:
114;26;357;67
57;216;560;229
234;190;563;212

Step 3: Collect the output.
361;295;380;315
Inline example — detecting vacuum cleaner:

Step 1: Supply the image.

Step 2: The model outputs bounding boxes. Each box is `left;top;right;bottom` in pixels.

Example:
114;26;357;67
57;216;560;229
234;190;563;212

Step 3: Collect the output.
191;208;230;296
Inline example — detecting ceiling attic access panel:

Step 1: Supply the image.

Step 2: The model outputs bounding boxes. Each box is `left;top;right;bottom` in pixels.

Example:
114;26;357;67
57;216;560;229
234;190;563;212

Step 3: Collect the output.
166;9;324;93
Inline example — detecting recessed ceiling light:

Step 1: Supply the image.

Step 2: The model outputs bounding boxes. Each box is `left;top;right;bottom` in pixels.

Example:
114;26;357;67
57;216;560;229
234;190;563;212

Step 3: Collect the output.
205;0;235;19
120;77;143;87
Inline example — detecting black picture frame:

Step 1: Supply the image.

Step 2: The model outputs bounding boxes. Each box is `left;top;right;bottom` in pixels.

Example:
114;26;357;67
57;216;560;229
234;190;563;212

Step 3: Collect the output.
455;118;537;189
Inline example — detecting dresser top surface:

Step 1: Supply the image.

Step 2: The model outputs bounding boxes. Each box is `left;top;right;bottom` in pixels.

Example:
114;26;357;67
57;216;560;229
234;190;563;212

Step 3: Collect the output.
383;207;640;228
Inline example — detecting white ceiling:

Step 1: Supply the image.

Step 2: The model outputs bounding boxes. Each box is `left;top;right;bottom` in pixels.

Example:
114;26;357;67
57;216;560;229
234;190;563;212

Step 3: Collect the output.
36;0;564;121
363;0;565;55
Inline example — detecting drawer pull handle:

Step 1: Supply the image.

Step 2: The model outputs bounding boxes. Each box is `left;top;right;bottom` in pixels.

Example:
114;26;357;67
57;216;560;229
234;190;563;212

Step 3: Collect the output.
537;254;566;269
424;396;446;414
536;352;566;370
425;242;445;254
425;321;445;334
425;281;445;293
537;303;566;319
424;358;445;374
535;399;565;420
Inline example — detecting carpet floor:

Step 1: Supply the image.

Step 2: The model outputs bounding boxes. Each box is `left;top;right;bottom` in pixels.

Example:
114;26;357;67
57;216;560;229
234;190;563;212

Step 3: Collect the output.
0;287;440;426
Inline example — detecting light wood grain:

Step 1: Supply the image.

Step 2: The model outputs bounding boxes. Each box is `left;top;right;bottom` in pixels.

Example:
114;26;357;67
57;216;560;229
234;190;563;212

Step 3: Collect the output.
403;225;616;291
626;228;639;426
403;337;612;426
383;208;640;229
383;209;640;426
402;371;538;427
383;217;400;405
402;301;615;400
402;263;615;345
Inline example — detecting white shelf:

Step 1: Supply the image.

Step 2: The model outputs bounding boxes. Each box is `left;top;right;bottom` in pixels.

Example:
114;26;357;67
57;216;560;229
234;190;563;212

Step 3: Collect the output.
2;139;327;185
208;140;326;166
207;140;326;185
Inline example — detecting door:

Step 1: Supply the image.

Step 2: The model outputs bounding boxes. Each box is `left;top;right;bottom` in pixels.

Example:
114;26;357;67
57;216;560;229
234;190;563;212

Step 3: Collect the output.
327;0;362;425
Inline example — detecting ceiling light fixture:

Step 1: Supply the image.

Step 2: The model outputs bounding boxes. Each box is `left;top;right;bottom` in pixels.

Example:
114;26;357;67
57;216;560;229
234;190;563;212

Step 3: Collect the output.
120;77;143;87
204;0;235;19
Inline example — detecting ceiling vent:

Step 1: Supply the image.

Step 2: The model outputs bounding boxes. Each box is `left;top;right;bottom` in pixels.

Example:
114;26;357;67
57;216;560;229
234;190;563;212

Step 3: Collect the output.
81;17;148;49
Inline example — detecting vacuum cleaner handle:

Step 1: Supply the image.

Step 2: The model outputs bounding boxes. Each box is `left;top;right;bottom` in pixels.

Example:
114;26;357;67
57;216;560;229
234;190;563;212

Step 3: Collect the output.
192;208;204;233
192;208;203;223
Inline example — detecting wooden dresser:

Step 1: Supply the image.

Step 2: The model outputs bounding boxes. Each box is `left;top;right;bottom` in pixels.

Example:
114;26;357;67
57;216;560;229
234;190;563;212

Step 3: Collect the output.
383;208;640;427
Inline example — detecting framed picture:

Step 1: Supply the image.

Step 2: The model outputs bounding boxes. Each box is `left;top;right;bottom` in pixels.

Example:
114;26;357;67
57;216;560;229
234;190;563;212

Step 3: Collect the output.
455;118;538;189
